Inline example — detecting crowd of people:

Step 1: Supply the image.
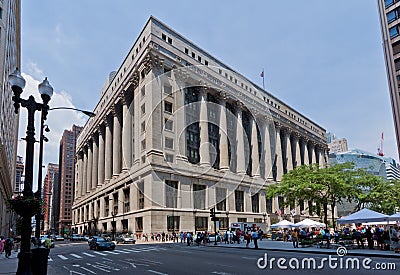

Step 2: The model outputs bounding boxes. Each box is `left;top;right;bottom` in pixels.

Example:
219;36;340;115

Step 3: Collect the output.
0;236;18;258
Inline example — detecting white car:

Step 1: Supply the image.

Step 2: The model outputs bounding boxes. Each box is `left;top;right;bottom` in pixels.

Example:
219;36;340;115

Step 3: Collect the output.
115;234;136;244
55;235;64;241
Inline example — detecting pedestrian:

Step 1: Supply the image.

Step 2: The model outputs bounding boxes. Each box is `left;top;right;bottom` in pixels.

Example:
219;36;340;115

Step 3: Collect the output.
292;229;299;248
245;231;251;248
251;229;259;249
180;232;184;243
365;227;374;250
4;238;12;258
0;237;4;254
186;232;192;246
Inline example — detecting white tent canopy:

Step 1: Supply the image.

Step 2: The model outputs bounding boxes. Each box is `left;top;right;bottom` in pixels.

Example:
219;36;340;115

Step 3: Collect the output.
337;208;389;224
270;220;295;229
389;212;400;221
294;218;325;228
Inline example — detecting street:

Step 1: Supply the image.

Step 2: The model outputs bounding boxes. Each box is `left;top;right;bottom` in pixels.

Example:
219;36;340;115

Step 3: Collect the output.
45;241;399;275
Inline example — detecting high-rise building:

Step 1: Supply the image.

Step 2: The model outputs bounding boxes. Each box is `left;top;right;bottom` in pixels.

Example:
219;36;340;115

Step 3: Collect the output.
377;0;400;159
15;156;24;195
72;17;328;235
43;163;59;233
0;0;21;237
57;125;82;235
328;137;348;154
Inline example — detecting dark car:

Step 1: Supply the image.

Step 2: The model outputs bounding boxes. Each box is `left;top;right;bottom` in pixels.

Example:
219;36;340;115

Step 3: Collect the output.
89;237;116;251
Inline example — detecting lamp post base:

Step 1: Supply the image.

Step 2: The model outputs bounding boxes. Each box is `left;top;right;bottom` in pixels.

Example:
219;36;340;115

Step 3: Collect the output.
16;251;32;275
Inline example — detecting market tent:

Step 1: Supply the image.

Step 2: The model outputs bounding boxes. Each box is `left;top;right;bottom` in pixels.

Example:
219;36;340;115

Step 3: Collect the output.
270;220;295;229
294;218;325;228
389;212;400;221
337;208;389;224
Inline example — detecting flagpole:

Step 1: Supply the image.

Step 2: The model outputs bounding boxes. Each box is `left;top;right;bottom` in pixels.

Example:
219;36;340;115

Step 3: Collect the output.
262;68;265;90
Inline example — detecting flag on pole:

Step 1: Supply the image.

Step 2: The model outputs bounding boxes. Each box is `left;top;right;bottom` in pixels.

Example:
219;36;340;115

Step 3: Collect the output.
260;69;265;89
382;132;384;140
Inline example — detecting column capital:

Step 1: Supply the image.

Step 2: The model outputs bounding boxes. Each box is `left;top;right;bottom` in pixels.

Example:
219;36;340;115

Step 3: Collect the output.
128;71;140;89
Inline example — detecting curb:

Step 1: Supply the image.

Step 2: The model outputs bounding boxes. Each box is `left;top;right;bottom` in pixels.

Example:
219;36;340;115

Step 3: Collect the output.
211;245;400;259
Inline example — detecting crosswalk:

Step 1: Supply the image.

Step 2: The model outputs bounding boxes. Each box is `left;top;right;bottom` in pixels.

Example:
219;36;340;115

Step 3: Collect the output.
49;246;166;262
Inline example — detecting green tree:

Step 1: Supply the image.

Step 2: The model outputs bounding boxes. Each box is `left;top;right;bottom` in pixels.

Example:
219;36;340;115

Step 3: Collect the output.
266;163;361;226
354;177;400;214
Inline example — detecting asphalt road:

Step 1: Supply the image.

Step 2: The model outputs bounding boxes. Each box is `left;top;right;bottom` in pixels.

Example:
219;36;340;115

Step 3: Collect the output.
46;241;399;275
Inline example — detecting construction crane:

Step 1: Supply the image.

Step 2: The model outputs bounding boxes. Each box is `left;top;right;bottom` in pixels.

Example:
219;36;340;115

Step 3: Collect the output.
377;132;384;157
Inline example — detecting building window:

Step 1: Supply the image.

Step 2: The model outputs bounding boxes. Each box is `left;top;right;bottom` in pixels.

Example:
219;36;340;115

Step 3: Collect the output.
141;86;145;97
386;0;394;8
266;198;273;214
135;217;143;232
162;33;167;41
219;217;229;230
193;184;206;209
254;218;262;223
251;193;259;213
238;218;247;223
195;217;208;232
165;137;174;149
235;190;244;212
164;85;172;95
113;193;118;214
167;216;180;232
141;155;146;163
198;56;202;62
205;60;208;66
141;121;146;133
141;139;146;150
165;154;174;163
390;26;399;38
216;187;226;211
164;119;173;131
185;48;189;54
141;104;146;115
192;52;196;58
104;198;109;217
387;10;397;23
167;37;172;44
165;102;173;113
165;180;178;208
138;181;144;209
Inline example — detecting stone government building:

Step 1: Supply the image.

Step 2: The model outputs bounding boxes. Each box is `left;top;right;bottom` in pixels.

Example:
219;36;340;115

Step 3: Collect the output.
71;17;328;235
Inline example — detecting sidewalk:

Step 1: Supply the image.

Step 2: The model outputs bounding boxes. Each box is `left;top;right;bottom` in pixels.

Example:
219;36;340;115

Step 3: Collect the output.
0;250;19;275
214;239;400;259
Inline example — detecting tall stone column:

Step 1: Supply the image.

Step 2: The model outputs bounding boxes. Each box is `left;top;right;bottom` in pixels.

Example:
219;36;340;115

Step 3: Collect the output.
99;196;105;219
263;119;273;180
303;140;310;165
175;86;187;163
219;97;229;170
236;107;246;175
251;116;260;177
87;141;93;193
199;89;210;166
318;147;325;168
105;116;113;181
98;125;105;186
118;189;124;215
275;124;284;181
310;143;316;164
82;147;88;195
293;133;301;168
284;129;293;173
92;133;99;190
77;152;83;197
122;97;132;171
113;105;122;176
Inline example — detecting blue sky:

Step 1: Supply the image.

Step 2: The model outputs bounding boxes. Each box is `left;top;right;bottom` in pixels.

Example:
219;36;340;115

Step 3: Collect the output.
18;0;397;181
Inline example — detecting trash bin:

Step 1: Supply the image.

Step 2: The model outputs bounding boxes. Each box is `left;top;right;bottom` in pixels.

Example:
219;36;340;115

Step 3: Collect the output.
31;247;50;275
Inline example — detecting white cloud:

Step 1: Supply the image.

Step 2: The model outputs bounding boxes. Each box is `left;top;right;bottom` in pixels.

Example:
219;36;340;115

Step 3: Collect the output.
17;73;87;191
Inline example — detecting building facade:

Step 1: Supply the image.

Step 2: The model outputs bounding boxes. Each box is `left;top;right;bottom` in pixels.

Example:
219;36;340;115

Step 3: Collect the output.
72;17;328;235
43;163;59;233
0;0;21;238
377;0;400;159
15;155;24;195
328;137;348;154
57;125;82;235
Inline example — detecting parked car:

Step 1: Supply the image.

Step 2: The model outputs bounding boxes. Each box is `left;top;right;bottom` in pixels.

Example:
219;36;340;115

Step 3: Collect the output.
89;237;116;251
40;236;55;248
207;234;222;243
115;234;136;244
70;234;83;241
55;235;65;241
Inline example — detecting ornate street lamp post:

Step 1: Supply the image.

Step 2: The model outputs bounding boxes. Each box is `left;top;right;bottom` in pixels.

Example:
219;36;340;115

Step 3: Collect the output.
9;68;53;275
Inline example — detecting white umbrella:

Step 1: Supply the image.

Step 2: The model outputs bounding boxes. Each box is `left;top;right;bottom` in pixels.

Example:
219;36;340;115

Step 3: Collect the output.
270;220;295;229
337;208;389;224
389;212;400;221
295;218;326;228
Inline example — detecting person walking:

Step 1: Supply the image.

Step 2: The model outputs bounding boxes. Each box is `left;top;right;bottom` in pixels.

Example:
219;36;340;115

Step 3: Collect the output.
4;238;12;258
292;229;299;248
0;237;4;254
251;229;259;249
245;231;251;248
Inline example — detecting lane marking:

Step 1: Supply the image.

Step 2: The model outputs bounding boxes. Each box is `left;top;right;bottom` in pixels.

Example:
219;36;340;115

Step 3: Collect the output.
79;266;97;274
114;249;130;254
92;251;107;256
147;270;168;275
86;263;111;273
70;253;83;259
57;255;68;260
103;250;119;255
82;252;96;257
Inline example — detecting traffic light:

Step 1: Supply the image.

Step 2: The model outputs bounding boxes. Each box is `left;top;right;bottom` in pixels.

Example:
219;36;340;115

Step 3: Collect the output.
209;207;215;218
